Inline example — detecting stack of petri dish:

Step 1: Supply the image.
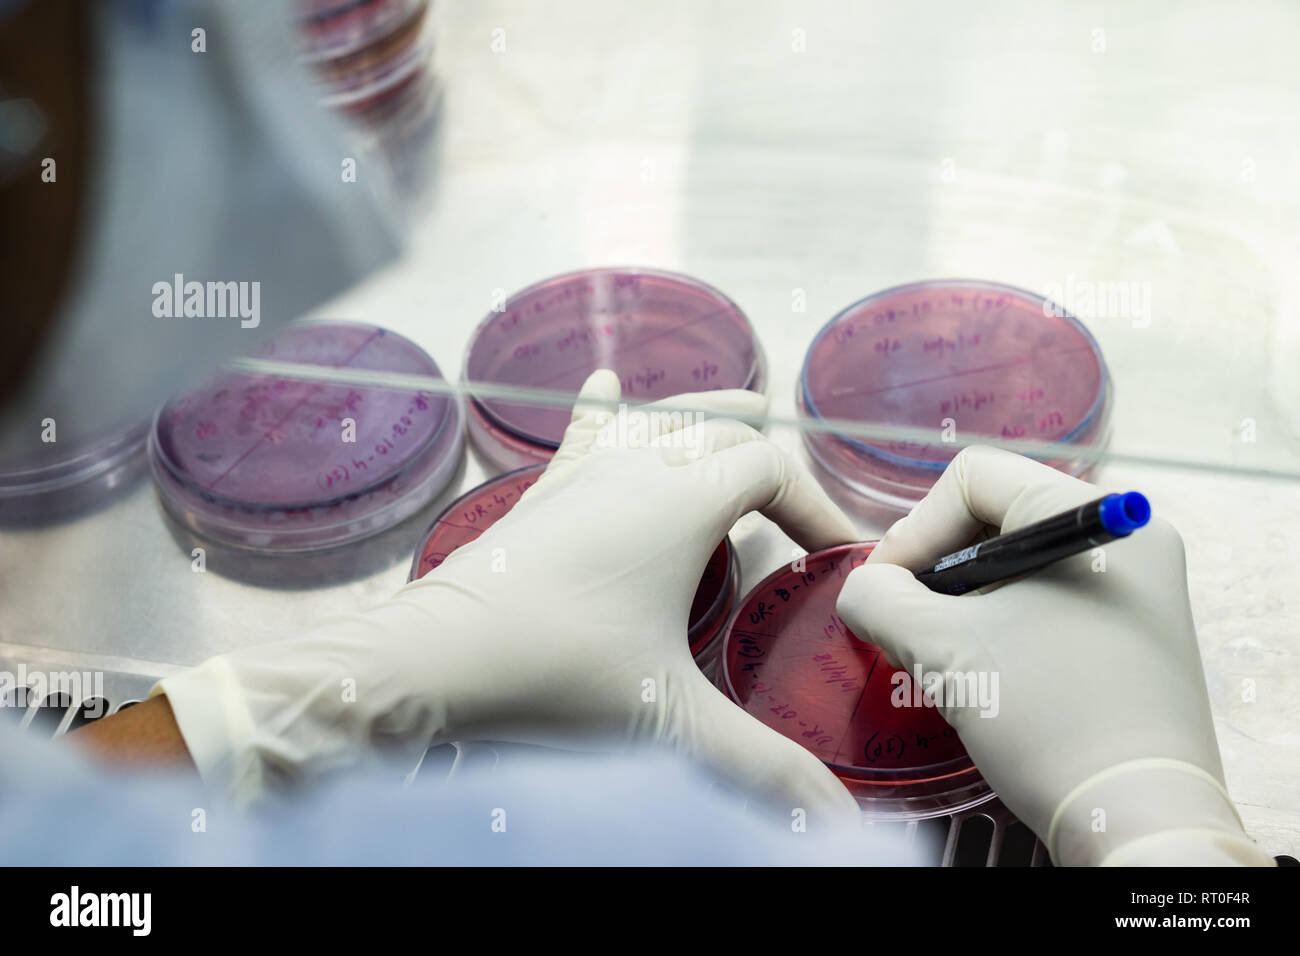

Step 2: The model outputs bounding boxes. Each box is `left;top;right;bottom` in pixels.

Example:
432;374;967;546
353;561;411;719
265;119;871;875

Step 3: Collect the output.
295;0;438;190
0;424;148;523
799;280;1112;517
462;268;767;473
715;543;994;820
148;320;463;554
410;464;740;677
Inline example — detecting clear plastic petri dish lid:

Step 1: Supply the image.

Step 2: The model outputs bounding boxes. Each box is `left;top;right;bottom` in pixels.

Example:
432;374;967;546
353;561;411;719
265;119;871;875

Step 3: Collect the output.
409;464;739;671
0;421;148;523
149;320;464;553
717;542;995;820
799;280;1112;515
462;267;768;472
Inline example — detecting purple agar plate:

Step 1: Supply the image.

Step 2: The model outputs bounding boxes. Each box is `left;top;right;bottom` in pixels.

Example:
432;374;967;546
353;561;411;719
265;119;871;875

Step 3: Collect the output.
799;280;1112;515
410;464;740;676
462;268;767;473
149;320;464;553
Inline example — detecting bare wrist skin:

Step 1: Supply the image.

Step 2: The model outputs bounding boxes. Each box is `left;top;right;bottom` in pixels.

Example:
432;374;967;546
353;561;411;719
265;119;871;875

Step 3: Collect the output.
68;695;196;771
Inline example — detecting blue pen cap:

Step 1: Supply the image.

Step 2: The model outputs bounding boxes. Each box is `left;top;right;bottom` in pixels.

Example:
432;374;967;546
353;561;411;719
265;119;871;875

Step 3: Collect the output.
1098;491;1151;536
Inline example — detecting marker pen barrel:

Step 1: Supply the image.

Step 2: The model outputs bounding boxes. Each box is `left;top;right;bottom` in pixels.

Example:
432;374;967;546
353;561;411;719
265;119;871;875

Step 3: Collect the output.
914;492;1151;596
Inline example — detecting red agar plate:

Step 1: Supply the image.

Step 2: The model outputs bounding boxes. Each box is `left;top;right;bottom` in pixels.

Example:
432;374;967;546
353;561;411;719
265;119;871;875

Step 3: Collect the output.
718;543;994;819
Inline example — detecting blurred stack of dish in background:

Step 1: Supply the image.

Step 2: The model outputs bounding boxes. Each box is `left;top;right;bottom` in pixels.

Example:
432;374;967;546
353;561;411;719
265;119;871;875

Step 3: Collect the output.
296;0;440;196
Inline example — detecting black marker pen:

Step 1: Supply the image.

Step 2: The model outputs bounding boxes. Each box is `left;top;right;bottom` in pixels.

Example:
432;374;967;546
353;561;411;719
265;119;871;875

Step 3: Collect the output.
914;492;1151;596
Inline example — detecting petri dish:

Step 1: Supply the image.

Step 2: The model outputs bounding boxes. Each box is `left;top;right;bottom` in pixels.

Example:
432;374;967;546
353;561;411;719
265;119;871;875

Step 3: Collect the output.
717;542;994;819
410;464;739;675
799;280;1112;515
0;422;148;523
297;0;438;199
310;4;430;110
462;268;767;473
297;0;427;63
337;51;441;197
149;320;463;553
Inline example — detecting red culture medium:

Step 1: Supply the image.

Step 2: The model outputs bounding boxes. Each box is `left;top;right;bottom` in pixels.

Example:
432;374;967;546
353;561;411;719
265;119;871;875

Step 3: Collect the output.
718;542;995;819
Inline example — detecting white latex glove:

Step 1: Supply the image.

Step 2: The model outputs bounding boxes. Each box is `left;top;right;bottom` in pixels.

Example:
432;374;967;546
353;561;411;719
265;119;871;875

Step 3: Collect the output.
835;445;1272;866
155;371;861;823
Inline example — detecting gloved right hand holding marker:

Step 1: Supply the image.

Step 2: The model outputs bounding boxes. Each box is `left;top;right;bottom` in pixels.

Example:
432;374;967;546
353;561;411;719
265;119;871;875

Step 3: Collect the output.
835;445;1274;866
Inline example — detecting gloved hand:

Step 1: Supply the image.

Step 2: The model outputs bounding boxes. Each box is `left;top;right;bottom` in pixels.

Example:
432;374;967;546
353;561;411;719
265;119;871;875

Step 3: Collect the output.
835;445;1272;865
155;371;861;823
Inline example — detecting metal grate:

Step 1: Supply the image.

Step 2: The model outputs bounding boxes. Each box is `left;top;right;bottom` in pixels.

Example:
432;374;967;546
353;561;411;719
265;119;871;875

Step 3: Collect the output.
0;654;158;736
860;800;1053;867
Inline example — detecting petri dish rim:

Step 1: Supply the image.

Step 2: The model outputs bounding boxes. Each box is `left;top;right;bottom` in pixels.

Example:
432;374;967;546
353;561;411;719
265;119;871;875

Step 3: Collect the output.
717;541;982;789
148;320;464;553
297;0;428;64
687;536;739;658
151;319;453;512
147;396;464;553
316;30;432;109
798;278;1113;473
0;421;148;498
463;398;555;473
462;266;765;452
405;463;546;582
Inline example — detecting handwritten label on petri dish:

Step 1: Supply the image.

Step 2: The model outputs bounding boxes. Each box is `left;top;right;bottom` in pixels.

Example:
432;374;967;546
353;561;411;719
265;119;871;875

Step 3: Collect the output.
803;283;1106;463
466;270;764;446
722;545;969;775
317;390;439;492
156;324;449;509
413;469;544;577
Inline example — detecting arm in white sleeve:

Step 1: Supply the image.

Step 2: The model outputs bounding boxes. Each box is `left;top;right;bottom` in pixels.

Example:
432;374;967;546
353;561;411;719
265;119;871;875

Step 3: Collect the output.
155;372;863;824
